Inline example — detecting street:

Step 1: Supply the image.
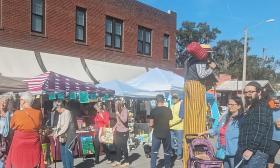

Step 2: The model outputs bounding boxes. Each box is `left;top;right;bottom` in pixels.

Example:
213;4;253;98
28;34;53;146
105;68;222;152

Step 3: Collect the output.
50;145;183;168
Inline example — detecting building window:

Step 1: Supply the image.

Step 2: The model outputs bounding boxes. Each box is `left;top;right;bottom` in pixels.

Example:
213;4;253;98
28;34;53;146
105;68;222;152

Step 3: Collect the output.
105;16;123;49
138;26;151;55
31;0;45;33
75;7;86;42
163;34;169;59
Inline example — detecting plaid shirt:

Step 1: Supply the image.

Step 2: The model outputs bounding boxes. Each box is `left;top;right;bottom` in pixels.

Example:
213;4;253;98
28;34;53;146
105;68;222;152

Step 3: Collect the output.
238;100;273;154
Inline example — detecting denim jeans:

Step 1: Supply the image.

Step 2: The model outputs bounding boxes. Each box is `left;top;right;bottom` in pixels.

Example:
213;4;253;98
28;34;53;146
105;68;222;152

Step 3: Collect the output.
150;133;172;168
60;143;74;168
0;160;3;168
170;130;183;158
224;156;235;168
115;131;129;163
235;150;268;168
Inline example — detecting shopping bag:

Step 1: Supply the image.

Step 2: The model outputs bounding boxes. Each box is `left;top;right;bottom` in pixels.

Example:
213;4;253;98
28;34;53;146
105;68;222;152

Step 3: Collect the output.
100;128;114;144
80;136;95;155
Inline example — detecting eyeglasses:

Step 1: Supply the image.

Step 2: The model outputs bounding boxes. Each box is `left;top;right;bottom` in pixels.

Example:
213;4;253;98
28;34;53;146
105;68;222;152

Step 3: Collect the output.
228;104;238;106
244;91;257;94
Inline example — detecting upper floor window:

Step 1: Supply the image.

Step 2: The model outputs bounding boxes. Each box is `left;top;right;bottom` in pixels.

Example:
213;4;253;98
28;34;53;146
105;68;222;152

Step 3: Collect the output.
31;0;45;33
75;7;86;42
163;34;169;59
105;16;123;49
138;26;151;56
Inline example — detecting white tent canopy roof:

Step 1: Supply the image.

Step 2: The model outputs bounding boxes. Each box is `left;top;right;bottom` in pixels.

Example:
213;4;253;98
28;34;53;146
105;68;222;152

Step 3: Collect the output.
127;68;184;92
97;80;158;98
0;46;43;78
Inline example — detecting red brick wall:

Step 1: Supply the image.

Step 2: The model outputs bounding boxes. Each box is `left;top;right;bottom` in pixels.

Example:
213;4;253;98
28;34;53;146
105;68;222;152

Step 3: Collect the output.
0;0;181;73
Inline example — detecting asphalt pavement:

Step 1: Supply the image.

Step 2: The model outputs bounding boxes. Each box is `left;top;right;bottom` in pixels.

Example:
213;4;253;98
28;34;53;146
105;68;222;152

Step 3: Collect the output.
50;145;183;168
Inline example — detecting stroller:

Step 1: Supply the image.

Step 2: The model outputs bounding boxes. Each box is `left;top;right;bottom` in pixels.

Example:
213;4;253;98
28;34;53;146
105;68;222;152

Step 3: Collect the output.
185;134;223;168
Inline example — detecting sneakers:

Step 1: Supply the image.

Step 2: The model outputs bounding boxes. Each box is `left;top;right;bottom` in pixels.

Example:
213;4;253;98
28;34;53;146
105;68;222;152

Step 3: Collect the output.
176;156;183;161
107;160;113;164
111;161;121;167
120;162;129;167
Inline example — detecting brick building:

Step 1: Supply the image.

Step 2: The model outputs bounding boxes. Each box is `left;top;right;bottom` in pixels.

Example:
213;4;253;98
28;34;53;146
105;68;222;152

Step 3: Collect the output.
0;0;179;83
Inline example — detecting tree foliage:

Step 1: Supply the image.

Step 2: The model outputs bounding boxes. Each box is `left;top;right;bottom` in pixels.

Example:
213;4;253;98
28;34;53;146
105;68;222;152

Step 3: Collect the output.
213;40;244;74
176;20;280;84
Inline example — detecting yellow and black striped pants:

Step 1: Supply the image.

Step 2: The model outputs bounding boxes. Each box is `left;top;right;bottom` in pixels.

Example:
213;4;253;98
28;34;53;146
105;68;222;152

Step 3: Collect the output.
183;80;207;168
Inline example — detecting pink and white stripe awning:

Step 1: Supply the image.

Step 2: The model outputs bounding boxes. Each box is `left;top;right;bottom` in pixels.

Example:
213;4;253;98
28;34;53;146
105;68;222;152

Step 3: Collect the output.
23;71;114;94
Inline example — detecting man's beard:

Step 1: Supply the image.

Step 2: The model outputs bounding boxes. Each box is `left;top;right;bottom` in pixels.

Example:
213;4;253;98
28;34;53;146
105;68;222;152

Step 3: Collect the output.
245;97;259;106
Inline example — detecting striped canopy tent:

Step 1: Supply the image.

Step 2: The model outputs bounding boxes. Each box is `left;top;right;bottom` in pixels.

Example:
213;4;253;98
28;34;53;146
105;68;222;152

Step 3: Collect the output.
23;71;114;95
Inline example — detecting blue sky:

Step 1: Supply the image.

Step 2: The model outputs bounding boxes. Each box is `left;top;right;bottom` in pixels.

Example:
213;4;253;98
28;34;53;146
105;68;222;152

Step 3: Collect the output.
139;0;280;59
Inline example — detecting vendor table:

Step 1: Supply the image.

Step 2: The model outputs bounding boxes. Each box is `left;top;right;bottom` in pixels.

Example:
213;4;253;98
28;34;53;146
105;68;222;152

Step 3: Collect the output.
49;130;98;161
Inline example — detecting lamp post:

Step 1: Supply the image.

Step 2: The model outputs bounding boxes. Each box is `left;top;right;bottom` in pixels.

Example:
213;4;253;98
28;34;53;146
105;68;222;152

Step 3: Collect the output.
241;19;275;101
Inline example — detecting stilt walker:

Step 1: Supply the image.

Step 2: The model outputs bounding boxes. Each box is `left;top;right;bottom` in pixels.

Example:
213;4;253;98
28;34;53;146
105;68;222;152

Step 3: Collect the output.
182;42;217;168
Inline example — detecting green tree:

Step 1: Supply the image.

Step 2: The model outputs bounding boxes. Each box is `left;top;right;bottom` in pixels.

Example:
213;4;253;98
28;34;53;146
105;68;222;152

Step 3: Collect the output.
212;39;280;84
246;55;280;83
213;40;244;78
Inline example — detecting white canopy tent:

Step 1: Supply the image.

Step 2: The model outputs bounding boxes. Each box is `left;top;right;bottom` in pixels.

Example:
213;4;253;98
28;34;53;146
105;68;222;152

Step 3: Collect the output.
97;80;159;98
127;68;184;92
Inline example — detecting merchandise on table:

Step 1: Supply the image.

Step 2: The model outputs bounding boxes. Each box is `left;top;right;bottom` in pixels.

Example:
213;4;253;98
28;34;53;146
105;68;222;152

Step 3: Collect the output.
80;136;95;155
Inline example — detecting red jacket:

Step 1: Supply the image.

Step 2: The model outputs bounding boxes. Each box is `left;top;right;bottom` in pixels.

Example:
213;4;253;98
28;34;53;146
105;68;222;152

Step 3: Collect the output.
93;111;110;129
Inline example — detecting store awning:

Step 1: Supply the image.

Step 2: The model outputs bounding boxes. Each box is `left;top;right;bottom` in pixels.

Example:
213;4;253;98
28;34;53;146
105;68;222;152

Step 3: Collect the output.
0;75;27;92
40;53;93;83
0;46;148;85
85;59;147;83
0;46;43;78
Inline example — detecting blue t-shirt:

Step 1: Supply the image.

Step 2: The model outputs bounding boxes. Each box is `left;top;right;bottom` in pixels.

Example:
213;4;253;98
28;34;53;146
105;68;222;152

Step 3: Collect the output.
272;109;280;141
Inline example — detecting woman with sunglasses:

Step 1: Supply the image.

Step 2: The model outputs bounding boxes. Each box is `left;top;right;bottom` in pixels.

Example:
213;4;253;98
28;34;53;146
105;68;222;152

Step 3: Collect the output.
199;96;243;168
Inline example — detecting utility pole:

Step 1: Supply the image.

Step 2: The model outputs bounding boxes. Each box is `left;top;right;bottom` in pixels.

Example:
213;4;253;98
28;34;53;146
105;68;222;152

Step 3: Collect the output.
242;28;248;106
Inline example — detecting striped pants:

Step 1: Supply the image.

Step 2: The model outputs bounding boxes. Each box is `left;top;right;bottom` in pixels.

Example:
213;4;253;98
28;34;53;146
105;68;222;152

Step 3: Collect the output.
183;80;207;168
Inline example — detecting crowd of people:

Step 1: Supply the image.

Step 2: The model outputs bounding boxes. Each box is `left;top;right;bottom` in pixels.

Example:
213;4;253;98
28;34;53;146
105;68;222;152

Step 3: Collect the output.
149;80;280;168
0;43;279;168
0;92;132;168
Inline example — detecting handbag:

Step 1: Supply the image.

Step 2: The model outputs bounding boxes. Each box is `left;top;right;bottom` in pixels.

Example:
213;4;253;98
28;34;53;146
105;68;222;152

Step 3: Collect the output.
100;128;114;144
59;133;67;143
215;147;226;160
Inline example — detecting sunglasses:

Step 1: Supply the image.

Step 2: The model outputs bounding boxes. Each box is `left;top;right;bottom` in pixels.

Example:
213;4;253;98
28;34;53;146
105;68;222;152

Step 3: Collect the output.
244;91;257;94
227;104;238;106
